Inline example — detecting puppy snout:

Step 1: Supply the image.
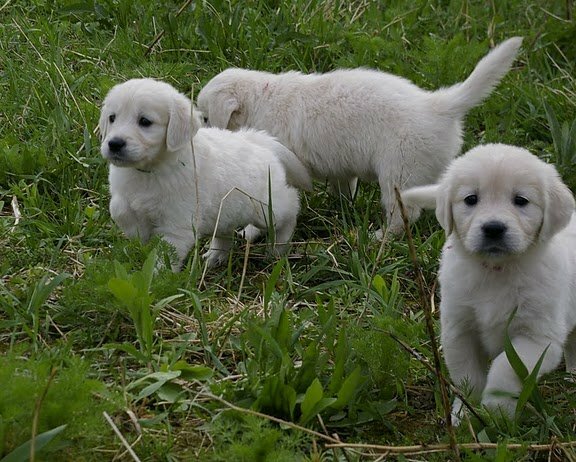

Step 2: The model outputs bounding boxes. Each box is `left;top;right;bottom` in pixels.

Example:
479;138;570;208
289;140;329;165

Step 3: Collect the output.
482;220;507;239
108;137;126;153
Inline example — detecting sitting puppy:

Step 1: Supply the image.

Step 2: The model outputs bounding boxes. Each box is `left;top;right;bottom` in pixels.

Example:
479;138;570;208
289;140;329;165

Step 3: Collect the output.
197;38;523;234
99;78;311;271
402;144;576;421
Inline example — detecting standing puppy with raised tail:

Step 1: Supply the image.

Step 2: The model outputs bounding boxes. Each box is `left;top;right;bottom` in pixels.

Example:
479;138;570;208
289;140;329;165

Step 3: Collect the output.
198;38;523;235
99;78;311;271
402;144;576;422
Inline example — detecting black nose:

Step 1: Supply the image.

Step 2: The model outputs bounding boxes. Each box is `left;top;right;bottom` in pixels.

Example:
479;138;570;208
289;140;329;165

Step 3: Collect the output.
482;221;507;239
108;137;126;153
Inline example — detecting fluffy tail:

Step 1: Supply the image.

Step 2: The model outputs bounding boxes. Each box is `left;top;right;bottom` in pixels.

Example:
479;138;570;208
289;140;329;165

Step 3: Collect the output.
274;143;314;191
430;37;523;117
401;184;439;210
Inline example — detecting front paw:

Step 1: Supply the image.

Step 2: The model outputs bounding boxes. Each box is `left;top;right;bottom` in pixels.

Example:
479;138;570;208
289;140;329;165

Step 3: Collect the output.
203;249;229;268
450;397;465;426
481;391;516;418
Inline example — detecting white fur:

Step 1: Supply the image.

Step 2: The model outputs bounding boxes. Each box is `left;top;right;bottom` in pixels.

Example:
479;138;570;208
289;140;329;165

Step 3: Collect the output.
197;38;523;234
402;144;576;421
99;78;310;271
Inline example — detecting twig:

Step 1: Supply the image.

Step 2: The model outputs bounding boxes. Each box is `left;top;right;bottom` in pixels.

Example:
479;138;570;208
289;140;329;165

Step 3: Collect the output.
325;440;576;455
31;367;58;462
386;331;487;426
202;392;342;445
103;411;142;462
10;195;21;232
394;187;460;461
144;0;194;56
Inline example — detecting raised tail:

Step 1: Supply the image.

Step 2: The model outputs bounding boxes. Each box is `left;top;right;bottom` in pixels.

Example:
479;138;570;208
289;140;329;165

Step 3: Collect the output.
430;37;523;118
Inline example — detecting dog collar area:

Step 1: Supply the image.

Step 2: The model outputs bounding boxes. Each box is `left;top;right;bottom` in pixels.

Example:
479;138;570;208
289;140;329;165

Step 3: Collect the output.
134;160;186;174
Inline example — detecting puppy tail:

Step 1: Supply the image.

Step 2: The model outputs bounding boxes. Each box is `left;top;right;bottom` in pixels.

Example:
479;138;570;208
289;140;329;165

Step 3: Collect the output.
274;144;314;191
401;184;439;210
431;37;523;117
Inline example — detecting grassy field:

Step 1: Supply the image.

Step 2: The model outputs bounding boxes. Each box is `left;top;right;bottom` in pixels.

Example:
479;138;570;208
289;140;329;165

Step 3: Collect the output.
1;0;576;460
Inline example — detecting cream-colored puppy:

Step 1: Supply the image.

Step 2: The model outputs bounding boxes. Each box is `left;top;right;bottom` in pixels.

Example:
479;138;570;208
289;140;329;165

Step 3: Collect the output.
402;144;576;422
197;38;523;234
99;78;311;271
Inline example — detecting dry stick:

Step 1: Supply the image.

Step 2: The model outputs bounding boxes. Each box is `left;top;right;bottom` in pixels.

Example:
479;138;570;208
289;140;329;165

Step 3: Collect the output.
202;392;576;458
144;0;194;56
325;440;576;456
393;187;461;462
103;411;142;462
386;331;487;426
203;392;342;445
30;367;58;462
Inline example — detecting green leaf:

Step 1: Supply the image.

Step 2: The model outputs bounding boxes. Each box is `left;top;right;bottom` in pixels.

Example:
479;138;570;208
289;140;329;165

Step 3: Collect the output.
107;278;138;306
272;308;291;350
104;342;149;364
300;378;324;423
171;361;213;381
332;366;364;410
264;258;284;312
1;424;67;462
515;345;550;417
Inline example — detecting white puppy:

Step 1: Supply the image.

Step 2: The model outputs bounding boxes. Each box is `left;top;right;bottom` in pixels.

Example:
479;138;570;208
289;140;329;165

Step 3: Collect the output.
197;38;523;234
99;78;311;271
402;144;576;421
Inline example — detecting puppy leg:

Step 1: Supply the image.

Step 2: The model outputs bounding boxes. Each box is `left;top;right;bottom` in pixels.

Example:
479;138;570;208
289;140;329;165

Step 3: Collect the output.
482;337;564;417
270;213;297;257
442;325;489;424
110;196;152;242
240;224;262;243
329;178;358;199
375;170;422;237
160;230;196;272
563;328;576;372
203;236;233;267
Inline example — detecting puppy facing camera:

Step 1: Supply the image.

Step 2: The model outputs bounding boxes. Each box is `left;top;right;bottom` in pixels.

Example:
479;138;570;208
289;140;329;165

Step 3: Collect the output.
99;78;311;271
402;144;576;422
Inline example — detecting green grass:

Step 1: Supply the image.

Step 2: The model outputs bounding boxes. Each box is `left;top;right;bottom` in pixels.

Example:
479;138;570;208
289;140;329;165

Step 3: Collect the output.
1;0;576;460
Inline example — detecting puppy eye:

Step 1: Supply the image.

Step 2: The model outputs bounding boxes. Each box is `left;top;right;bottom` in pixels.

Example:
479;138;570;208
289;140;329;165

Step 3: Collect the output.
464;194;478;206
203;116;209;125
139;117;152;127
108;114;115;123
514;195;529;207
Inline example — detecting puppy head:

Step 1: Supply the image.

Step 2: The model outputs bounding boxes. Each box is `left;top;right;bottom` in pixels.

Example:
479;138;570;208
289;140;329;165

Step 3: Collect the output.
437;144;574;258
197;68;256;130
99;78;191;169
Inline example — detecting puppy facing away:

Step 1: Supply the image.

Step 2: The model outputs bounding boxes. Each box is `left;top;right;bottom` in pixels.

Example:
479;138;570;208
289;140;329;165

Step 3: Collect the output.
197;38;523;234
99;78;312;271
402;144;576;421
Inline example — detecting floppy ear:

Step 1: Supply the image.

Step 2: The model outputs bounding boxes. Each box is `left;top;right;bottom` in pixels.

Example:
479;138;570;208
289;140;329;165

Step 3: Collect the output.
539;171;575;241
167;94;191;152
435;181;454;235
209;94;239;128
98;104;109;141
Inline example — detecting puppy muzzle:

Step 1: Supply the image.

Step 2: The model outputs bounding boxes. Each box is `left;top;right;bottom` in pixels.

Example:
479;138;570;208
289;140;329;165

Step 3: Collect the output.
477;220;510;255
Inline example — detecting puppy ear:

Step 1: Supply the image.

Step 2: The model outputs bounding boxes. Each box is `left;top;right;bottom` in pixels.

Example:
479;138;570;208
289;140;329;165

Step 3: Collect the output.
209;95;239;128
540;171;575;241
98;105;109;141
435;181;454;235
167;94;191;151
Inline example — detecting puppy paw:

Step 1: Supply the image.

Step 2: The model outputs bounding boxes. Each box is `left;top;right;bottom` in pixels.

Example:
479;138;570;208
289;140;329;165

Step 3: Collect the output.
481;392;516;419
203;249;230;267
450;398;465;426
240;225;262;243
